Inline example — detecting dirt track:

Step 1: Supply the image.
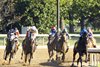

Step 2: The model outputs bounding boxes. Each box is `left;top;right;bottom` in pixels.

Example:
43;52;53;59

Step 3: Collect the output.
0;46;90;67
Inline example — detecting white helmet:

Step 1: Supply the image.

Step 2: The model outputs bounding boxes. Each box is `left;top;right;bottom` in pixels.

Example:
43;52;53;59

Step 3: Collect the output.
31;26;36;30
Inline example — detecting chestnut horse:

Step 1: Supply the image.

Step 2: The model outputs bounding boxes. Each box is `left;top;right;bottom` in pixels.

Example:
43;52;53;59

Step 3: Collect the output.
21;37;37;65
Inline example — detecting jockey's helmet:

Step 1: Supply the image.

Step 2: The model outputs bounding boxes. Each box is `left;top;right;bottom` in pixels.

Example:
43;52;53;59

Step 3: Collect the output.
51;26;56;30
31;26;37;30
82;28;88;33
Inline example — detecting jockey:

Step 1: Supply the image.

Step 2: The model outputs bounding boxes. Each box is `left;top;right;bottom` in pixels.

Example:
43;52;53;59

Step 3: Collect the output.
80;28;88;37
26;26;38;45
87;27;96;47
7;28;19;51
87;27;93;38
14;27;20;38
62;28;70;39
78;28;88;43
30;26;38;41
7;29;15;41
14;28;20;48
49;26;57;37
6;29;15;45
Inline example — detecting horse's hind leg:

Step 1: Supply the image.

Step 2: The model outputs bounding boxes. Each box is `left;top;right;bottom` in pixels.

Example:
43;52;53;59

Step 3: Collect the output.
72;49;77;66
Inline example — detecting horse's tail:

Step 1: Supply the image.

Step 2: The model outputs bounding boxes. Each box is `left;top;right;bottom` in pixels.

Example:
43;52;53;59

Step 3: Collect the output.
74;41;78;49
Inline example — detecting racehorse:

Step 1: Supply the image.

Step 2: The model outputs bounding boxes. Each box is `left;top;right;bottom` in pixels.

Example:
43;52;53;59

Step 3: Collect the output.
47;32;69;62
3;37;19;64
72;32;88;67
55;32;69;62
21;37;37;65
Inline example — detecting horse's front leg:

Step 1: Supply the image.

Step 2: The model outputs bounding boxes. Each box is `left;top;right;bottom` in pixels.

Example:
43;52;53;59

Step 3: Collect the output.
21;49;23;60
62;53;65;62
28;53;32;65
48;50;54;62
85;51;88;63
23;54;27;66
25;54;27;63
9;52;13;64
77;53;83;67
80;56;83;67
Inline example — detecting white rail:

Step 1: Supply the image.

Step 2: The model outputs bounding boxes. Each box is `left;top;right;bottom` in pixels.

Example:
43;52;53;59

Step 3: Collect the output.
0;34;100;37
88;48;100;66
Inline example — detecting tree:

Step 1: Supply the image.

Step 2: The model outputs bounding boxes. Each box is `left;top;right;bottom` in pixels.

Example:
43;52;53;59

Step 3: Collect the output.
14;0;57;33
0;0;100;33
71;0;100;31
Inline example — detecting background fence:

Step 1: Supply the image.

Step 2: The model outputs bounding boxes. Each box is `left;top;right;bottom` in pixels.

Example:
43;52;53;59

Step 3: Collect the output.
0;34;100;46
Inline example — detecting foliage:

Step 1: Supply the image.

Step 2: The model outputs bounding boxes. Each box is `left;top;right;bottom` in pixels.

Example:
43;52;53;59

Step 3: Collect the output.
14;0;57;33
0;0;100;33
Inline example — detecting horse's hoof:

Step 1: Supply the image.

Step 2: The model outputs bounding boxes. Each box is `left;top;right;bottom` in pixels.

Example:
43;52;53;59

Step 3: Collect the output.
62;60;64;62
6;62;10;65
23;63;26;66
85;60;87;63
71;63;74;67
21;57;22;60
51;58;54;62
47;59;51;62
2;60;8;65
19;60;23;63
2;62;5;65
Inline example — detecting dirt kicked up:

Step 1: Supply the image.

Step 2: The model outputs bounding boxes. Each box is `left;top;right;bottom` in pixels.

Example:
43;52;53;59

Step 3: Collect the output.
0;46;92;67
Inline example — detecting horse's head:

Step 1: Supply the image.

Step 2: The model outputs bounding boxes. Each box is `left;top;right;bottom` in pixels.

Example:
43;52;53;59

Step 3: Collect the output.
12;37;18;44
11;37;19;53
60;33;67;42
79;32;88;46
53;32;60;41
82;32;88;38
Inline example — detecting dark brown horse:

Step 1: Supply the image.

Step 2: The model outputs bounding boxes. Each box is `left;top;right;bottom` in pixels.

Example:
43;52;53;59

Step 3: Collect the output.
72;34;97;66
3;37;19;64
21;37;37;65
72;32;88;67
47;32;69;62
